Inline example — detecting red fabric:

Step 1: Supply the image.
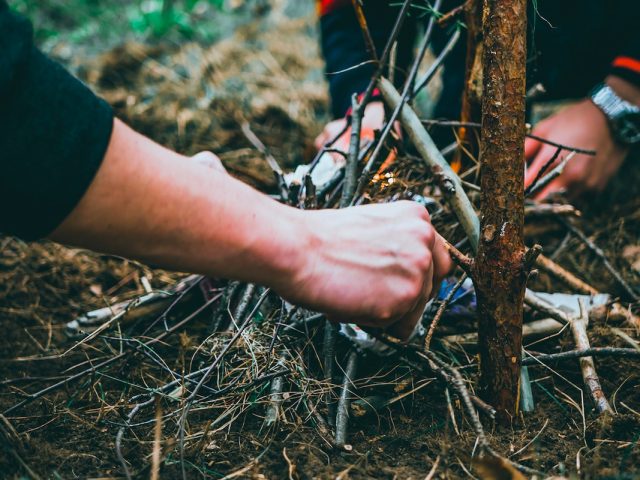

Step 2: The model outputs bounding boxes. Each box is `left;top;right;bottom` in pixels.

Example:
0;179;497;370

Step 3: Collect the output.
344;88;382;116
612;56;640;74
317;0;351;16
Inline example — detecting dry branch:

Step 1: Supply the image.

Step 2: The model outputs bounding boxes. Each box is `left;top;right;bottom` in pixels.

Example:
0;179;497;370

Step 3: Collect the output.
523;347;640;366
570;300;613;414
335;350;358;449
535;254;599;295
444;318;565;346
378;77;480;251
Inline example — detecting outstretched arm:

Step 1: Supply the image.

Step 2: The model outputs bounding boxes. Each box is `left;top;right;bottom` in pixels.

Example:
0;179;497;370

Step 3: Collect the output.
51;119;450;338
1;3;450;338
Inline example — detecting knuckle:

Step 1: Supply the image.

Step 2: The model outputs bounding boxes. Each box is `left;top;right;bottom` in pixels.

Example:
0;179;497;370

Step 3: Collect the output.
417;204;431;222
401;282;422;306
422;226;436;249
422;249;433;271
414;248;432;273
402;200;429;219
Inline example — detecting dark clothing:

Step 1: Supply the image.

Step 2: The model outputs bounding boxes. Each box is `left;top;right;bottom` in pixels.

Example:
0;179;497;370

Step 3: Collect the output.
319;1;417;117
318;0;640;119
0;2;113;240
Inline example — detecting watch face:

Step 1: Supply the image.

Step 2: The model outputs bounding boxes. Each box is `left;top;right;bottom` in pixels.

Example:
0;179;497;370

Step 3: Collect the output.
615;112;640;145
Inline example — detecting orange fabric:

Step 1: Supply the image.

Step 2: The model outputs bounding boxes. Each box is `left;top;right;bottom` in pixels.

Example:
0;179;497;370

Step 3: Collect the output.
612;56;640;74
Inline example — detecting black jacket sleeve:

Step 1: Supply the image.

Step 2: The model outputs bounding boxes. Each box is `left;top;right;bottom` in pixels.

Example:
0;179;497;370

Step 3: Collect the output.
319;1;416;118
608;1;640;87
0;2;113;240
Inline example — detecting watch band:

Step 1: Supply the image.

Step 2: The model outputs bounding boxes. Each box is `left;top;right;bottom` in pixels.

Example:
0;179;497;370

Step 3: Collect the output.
591;84;637;118
590;83;640;145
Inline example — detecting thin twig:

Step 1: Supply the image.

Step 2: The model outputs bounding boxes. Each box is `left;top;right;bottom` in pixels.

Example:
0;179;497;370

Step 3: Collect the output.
335;350;359;449
358;0;413;108
421;119;596;155
323;321;339;425
525;152;576;198
378;78;480;251
437;0;468;26
150;396;163;480
351;0;378;62
527;133;596;155
535;254;599;295
443;240;474;274
444;318;565;345
340;94;364;208
523;347;640;365
425;274;467;350
524;290;572;325
570;299;613;414
413;28;461;96
241;122;288;201
524;147;562;197
560;218;640;302
265;351;288;426
4;293;223;416
353;0;444;202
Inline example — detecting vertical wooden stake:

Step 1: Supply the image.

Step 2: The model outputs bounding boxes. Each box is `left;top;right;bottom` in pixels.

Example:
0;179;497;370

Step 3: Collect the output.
474;0;528;424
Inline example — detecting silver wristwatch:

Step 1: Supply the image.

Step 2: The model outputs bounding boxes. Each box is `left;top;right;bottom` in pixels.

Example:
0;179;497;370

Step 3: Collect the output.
590;83;640;145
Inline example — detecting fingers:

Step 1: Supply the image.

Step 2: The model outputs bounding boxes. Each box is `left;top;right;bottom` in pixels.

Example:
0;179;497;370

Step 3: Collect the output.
524;144;562;189
314;118;348;151
388;275;432;341
524;136;542;162
432;233;453;293
535;178;567;201
298;200;445;342
388;224;438;341
314;130;328;151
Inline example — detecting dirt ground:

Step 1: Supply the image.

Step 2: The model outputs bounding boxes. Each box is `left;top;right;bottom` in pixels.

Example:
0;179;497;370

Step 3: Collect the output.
1;3;640;479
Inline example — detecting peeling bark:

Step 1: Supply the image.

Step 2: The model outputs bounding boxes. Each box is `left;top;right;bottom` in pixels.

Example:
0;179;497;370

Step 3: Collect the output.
474;0;528;424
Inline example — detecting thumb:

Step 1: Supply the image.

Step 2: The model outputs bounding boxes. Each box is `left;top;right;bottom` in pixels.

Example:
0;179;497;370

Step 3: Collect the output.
432;233;453;289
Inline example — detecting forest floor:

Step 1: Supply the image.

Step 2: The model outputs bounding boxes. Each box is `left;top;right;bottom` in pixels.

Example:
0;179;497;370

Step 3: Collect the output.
1;2;639;479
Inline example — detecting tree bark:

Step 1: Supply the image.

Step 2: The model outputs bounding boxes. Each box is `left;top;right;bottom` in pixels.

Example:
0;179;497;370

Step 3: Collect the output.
474;0;528;425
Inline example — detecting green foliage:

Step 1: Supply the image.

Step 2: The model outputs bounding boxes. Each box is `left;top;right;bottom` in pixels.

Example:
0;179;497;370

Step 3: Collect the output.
8;0;228;46
129;0;225;39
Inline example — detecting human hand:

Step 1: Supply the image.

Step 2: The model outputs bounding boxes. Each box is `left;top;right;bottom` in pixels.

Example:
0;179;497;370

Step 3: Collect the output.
524;77;640;199
314;101;398;167
276;201;452;340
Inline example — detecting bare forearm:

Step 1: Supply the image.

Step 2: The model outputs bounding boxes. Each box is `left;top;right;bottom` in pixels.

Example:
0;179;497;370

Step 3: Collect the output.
50;119;302;287
50;118;451;337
